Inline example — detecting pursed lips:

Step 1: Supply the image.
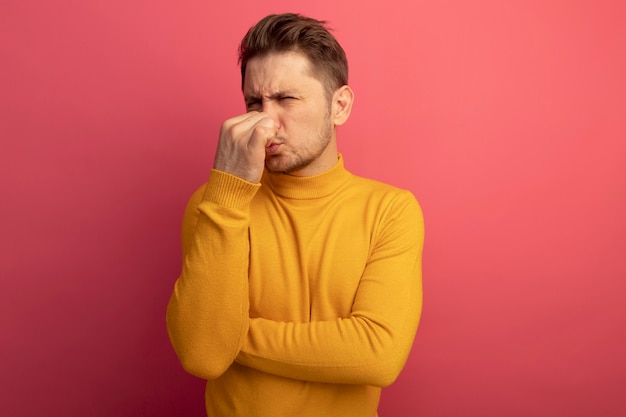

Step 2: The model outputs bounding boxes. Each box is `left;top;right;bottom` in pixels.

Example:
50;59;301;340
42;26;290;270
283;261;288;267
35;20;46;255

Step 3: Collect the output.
265;141;282;155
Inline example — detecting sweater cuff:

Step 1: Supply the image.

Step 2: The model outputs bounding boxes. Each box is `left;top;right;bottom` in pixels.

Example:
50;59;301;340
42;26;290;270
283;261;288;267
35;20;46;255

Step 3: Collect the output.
202;169;261;210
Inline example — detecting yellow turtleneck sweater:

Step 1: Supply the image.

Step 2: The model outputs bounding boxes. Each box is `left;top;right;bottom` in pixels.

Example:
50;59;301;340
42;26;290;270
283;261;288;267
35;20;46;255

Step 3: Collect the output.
167;155;424;417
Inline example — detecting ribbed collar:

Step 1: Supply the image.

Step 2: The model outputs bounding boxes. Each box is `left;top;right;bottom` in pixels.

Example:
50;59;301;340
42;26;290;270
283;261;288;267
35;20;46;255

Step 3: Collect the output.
262;154;351;200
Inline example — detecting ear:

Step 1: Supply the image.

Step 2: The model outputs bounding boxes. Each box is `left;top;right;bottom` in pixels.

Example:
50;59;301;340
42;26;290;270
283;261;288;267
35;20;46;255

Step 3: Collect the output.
331;85;354;126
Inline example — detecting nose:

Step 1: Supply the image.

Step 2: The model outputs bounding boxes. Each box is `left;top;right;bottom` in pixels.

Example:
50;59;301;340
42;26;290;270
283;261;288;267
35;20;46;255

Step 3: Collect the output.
261;101;280;127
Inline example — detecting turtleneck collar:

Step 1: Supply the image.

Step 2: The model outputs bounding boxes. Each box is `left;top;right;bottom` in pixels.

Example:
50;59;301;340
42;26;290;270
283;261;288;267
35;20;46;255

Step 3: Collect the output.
261;154;351;200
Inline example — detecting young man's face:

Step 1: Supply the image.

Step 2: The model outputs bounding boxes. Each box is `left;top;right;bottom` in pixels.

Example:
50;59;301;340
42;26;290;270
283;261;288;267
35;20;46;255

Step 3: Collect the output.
243;51;338;176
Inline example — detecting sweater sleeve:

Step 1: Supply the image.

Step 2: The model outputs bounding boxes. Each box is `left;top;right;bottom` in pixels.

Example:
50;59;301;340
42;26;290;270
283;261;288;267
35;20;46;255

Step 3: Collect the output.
235;192;424;387
166;170;260;380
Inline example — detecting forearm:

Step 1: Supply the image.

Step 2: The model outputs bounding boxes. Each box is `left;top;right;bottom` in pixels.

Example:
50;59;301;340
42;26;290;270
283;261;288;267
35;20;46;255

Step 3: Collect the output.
167;171;259;380
237;300;421;386
235;191;424;386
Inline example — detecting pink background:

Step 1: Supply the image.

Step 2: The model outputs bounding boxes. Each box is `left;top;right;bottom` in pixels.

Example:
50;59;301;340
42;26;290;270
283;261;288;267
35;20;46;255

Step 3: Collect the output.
2;1;625;416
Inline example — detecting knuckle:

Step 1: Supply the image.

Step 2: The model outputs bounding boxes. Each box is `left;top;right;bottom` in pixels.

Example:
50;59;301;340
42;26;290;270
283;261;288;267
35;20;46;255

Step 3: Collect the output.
226;123;244;139
252;125;267;136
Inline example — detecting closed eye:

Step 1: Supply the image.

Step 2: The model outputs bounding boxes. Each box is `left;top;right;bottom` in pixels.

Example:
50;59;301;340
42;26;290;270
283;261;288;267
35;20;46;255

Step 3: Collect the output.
279;96;298;105
246;100;262;111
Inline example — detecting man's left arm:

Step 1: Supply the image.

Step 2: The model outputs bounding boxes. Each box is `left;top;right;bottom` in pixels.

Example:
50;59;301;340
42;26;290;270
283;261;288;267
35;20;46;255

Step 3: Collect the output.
235;192;424;387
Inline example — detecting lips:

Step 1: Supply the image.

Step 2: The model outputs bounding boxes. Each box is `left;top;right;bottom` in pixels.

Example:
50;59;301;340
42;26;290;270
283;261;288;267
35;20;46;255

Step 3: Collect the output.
265;143;282;155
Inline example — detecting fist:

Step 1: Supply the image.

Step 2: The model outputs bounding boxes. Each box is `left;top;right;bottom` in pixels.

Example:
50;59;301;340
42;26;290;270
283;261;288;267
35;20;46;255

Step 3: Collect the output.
213;112;277;183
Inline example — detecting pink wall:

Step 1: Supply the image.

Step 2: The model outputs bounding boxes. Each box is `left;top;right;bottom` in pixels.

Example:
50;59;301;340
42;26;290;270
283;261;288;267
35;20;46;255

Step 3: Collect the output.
2;1;625;416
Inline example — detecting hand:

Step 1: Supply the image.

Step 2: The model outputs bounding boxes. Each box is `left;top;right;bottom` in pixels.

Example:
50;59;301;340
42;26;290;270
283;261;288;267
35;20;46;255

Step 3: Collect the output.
213;112;277;183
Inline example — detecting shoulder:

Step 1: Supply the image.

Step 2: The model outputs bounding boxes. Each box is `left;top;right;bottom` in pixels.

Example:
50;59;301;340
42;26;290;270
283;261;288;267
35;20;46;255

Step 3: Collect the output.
341;174;425;255
340;173;424;237
346;173;422;212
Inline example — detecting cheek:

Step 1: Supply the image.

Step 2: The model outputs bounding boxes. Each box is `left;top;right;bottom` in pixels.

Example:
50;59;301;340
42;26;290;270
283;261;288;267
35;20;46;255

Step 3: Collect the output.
295;108;327;127
281;111;309;130
281;105;328;136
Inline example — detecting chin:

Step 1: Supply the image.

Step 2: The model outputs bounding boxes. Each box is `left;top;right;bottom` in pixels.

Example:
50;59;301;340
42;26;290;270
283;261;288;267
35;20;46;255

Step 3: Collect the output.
265;155;290;174
266;155;310;175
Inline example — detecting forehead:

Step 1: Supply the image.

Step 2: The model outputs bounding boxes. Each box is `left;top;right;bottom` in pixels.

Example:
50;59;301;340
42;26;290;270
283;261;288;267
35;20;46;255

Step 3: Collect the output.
243;51;323;94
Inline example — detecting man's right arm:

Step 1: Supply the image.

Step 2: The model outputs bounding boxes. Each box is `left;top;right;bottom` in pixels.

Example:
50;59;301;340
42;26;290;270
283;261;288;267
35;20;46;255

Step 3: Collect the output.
165;170;259;380
166;111;276;379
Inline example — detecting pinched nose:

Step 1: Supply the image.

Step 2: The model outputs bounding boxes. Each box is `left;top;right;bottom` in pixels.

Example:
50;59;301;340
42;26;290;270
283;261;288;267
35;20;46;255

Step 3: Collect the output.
256;115;277;131
260;103;281;128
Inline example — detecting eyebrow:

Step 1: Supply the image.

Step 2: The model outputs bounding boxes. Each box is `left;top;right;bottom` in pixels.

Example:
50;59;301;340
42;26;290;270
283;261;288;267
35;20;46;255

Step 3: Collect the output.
244;90;299;103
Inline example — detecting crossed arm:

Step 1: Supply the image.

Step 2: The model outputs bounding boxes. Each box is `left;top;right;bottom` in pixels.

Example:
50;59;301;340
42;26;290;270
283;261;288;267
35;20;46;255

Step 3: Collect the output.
167;171;424;386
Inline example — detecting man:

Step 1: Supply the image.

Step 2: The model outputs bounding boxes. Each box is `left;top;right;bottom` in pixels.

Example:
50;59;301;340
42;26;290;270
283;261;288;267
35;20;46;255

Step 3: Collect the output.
167;13;424;417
